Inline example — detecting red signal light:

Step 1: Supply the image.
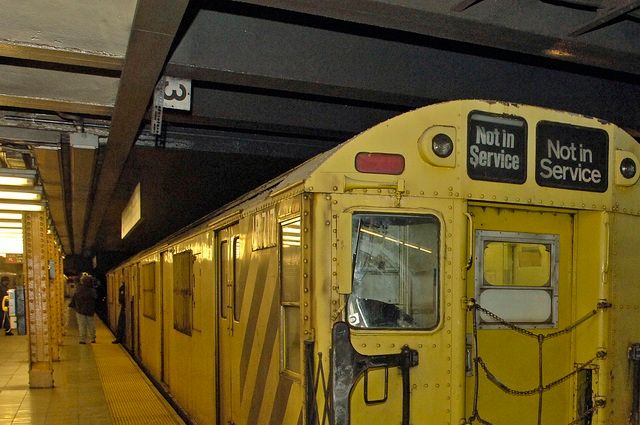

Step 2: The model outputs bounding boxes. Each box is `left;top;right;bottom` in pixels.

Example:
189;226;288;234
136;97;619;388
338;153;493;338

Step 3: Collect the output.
355;152;405;175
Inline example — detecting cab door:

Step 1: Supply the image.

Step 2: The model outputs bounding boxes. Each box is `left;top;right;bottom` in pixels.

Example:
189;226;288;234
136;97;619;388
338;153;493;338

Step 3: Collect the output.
335;208;452;425
217;225;240;425
466;205;574;425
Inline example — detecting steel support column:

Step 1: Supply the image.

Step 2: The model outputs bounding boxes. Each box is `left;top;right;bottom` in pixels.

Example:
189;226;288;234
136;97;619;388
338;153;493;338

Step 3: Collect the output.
23;211;53;388
55;245;65;343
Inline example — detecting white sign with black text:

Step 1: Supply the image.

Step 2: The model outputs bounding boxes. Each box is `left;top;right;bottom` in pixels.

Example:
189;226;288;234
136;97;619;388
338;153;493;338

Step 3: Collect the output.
163;77;192;111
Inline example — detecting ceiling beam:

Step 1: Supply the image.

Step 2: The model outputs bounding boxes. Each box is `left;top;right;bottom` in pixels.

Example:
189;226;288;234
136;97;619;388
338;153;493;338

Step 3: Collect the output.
232;0;640;76
167;10;640;133
70;133;98;255
0;64;118;116
83;0;189;256
0;42;123;71
569;0;640;36
177;85;403;137
450;0;485;12
0;126;60;145
0;95;113;116
33;146;72;254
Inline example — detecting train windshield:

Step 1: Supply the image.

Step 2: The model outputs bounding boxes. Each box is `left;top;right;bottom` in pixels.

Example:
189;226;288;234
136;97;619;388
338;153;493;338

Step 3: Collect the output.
347;213;439;330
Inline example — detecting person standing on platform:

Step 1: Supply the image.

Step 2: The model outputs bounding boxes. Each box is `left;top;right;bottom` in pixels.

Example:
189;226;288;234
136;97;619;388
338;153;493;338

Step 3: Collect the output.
2;291;12;336
112;282;125;344
69;273;97;344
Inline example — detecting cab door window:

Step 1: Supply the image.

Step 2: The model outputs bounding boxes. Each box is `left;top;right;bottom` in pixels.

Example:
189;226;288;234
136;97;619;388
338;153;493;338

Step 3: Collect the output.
347;213;440;330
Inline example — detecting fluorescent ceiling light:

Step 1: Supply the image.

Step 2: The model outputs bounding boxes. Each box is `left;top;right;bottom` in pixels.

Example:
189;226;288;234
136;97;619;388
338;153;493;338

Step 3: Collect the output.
0;176;32;186
0;190;41;201
0;213;22;220
0;221;22;228
0;202;43;212
0;168;36;187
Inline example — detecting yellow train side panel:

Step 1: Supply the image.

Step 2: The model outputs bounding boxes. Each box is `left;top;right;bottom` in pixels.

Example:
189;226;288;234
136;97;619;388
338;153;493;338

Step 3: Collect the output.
607;213;640;423
137;254;162;380
163;232;217;425
217;199;304;425
574;211;608;423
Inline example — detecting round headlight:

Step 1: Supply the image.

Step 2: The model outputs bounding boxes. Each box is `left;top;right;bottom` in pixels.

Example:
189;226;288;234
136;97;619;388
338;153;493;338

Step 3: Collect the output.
620;157;637;179
432;133;454;158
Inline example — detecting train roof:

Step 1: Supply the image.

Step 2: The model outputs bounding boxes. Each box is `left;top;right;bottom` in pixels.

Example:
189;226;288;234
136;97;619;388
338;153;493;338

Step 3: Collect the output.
119;99;639;262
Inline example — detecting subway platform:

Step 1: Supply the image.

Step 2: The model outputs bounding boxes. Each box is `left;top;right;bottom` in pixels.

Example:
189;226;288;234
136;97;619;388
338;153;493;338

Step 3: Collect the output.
0;310;185;425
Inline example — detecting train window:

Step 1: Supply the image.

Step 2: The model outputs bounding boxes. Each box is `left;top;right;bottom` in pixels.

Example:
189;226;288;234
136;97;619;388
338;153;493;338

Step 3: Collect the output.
219;241;229;319
475;231;559;328
141;262;156;320
347;213;440;330
233;237;241;322
173;250;193;335
280;218;301;374
483;242;550;286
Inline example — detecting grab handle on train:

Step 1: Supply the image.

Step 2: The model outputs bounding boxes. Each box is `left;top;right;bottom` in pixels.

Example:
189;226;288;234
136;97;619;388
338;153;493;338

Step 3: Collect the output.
330;321;419;425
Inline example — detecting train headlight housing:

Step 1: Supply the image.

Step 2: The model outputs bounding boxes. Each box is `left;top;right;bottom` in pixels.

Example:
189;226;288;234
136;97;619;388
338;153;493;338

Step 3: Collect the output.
615;150;640;186
620;158;637;179
432;133;454;158
418;125;456;167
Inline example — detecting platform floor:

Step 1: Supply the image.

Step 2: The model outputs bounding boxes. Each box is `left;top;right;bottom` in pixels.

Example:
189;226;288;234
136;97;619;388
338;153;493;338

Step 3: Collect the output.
0;310;185;425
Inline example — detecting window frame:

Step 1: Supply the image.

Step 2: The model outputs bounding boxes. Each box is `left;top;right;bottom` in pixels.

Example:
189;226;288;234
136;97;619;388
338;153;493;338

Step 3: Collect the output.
233;236;241;322
347;211;442;331
173;250;193;336
279;216;302;377
141;262;156;320
219;240;229;319
474;230;559;329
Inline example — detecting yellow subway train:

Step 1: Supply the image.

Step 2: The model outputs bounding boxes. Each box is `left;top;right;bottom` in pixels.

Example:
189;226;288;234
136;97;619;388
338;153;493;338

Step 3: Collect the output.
107;99;640;425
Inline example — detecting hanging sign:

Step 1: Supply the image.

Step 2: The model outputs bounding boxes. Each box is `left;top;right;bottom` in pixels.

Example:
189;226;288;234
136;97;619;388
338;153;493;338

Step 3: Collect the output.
163;77;192;111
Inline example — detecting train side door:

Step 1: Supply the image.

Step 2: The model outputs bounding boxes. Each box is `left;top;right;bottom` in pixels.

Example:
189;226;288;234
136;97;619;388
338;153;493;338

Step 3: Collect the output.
161;250;170;386
217;225;240;425
132;263;140;357
466;205;574;425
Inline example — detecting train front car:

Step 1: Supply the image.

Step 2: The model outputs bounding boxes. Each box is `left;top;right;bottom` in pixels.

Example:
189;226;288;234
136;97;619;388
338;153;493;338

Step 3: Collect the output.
305;99;640;425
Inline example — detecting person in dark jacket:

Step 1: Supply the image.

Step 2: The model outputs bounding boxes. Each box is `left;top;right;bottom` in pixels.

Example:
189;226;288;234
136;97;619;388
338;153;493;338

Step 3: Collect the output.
69;273;97;344
112;282;125;344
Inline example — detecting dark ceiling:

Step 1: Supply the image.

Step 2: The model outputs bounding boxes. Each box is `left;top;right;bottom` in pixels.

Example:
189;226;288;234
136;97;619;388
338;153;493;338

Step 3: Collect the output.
0;0;639;268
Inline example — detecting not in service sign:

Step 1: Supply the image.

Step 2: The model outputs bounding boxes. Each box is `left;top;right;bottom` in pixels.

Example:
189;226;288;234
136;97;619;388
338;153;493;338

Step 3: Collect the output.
467;112;527;184
535;121;608;192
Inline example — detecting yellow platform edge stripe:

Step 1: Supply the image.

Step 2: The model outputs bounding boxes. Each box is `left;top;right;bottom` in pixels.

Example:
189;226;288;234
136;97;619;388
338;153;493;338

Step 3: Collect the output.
92;343;185;425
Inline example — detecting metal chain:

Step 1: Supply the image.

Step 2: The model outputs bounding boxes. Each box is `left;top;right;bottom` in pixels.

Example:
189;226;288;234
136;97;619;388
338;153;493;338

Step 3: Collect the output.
466;299;608;425
473;303;538;338
567;399;605;425
468;400;601;425
477;356;599;396
473;302;605;341
467;412;494;425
